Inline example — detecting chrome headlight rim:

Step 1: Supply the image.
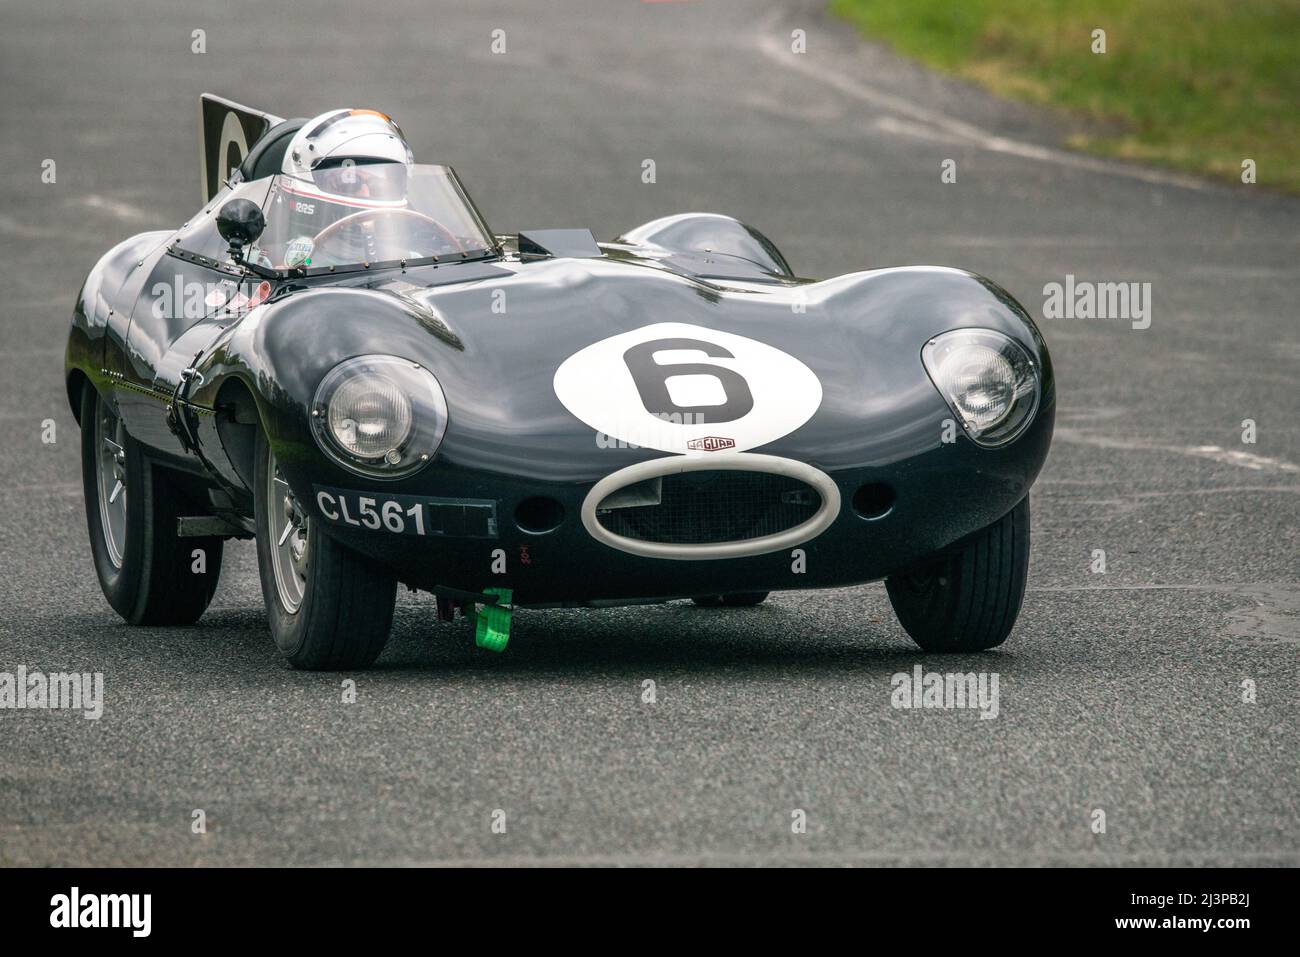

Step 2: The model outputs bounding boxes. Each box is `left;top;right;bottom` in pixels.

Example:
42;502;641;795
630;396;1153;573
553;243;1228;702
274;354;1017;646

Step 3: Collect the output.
310;354;448;480
922;328;1040;448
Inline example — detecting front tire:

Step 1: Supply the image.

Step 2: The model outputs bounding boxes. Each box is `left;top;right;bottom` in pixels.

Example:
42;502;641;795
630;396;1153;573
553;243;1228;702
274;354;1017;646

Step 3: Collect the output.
253;429;396;669
885;497;1030;652
80;385;223;624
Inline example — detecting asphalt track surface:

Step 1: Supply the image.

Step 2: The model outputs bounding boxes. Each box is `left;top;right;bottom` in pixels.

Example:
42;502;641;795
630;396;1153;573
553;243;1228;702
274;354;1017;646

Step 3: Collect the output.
0;0;1296;866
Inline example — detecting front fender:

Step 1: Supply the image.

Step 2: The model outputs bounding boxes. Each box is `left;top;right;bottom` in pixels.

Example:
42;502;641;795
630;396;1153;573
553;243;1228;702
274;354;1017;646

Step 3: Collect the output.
752;266;1054;469
189;286;463;496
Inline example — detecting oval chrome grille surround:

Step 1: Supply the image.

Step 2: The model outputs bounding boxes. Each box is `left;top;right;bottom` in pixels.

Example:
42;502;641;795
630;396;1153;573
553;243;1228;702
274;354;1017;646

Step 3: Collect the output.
582;453;841;560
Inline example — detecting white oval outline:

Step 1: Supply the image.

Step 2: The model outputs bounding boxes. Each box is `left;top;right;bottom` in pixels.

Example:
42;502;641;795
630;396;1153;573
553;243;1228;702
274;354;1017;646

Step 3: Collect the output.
552;322;824;455
581;452;841;560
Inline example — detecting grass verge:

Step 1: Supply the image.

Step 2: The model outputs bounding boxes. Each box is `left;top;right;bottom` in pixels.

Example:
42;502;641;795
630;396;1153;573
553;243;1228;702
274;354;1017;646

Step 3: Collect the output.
831;0;1300;192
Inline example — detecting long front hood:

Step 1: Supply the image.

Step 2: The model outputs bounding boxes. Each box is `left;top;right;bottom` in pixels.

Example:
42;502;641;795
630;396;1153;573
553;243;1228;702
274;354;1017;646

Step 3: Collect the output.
201;257;1052;487
407;258;1051;482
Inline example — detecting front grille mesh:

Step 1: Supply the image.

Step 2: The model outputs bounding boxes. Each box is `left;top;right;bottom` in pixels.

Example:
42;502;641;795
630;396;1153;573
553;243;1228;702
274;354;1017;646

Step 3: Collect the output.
595;470;821;545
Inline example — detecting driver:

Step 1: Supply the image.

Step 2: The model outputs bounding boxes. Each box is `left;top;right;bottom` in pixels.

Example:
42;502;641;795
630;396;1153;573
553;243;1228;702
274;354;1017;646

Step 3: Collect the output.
260;108;417;268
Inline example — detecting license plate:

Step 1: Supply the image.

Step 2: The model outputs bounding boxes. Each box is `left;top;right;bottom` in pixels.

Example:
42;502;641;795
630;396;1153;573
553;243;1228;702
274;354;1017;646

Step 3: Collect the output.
312;486;498;538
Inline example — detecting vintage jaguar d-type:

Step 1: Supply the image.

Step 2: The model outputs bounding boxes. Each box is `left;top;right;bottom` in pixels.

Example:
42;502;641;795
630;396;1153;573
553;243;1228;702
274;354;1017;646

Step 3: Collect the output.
66;95;1054;669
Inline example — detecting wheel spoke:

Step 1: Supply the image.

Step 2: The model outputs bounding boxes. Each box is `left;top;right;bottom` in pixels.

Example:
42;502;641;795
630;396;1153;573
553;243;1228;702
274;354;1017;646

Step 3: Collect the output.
94;404;128;569
267;446;308;613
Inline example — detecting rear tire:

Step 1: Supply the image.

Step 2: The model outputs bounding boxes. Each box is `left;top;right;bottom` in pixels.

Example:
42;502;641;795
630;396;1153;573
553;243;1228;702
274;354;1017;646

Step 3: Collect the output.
253;429;396;669
692;592;769;607
80;385;223;625
885;497;1029;652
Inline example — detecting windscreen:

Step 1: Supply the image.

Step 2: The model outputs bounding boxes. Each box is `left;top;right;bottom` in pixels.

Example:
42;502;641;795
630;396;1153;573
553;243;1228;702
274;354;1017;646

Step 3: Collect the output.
249;163;494;270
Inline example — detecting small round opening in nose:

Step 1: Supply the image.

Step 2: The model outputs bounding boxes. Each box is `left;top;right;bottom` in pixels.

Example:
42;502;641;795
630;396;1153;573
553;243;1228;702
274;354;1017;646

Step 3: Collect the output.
851;482;894;520
515;496;565;534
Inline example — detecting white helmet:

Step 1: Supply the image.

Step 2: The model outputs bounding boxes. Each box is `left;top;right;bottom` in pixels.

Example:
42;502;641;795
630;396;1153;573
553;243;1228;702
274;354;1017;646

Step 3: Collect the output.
282;108;414;181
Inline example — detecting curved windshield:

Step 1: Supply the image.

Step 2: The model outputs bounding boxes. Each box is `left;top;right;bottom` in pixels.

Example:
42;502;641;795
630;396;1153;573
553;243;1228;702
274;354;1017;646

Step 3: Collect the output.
249;163;494;271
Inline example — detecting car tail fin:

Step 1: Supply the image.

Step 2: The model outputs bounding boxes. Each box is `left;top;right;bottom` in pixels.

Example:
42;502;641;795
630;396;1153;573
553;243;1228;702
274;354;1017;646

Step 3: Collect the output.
198;93;285;203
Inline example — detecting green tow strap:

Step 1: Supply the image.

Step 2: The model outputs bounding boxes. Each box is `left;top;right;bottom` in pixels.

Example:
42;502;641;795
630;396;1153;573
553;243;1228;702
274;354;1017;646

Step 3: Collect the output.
474;587;513;652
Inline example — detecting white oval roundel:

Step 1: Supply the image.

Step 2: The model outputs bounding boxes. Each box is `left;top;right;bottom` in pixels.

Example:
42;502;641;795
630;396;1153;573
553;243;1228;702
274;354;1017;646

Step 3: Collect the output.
553;322;822;454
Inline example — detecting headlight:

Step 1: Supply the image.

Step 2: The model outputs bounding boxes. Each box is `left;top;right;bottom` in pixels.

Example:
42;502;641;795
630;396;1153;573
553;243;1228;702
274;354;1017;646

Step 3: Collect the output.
311;355;447;478
922;329;1039;447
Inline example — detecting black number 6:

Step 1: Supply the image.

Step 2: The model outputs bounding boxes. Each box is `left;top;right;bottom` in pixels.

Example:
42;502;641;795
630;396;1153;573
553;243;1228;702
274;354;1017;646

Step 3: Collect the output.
622;338;754;424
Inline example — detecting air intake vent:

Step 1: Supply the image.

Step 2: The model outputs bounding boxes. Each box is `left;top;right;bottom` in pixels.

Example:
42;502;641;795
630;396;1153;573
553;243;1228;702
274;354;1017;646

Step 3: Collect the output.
581;453;841;560
596;470;819;544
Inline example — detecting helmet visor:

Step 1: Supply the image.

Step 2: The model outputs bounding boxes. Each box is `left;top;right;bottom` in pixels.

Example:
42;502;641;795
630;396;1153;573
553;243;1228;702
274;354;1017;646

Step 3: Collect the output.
311;161;408;201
